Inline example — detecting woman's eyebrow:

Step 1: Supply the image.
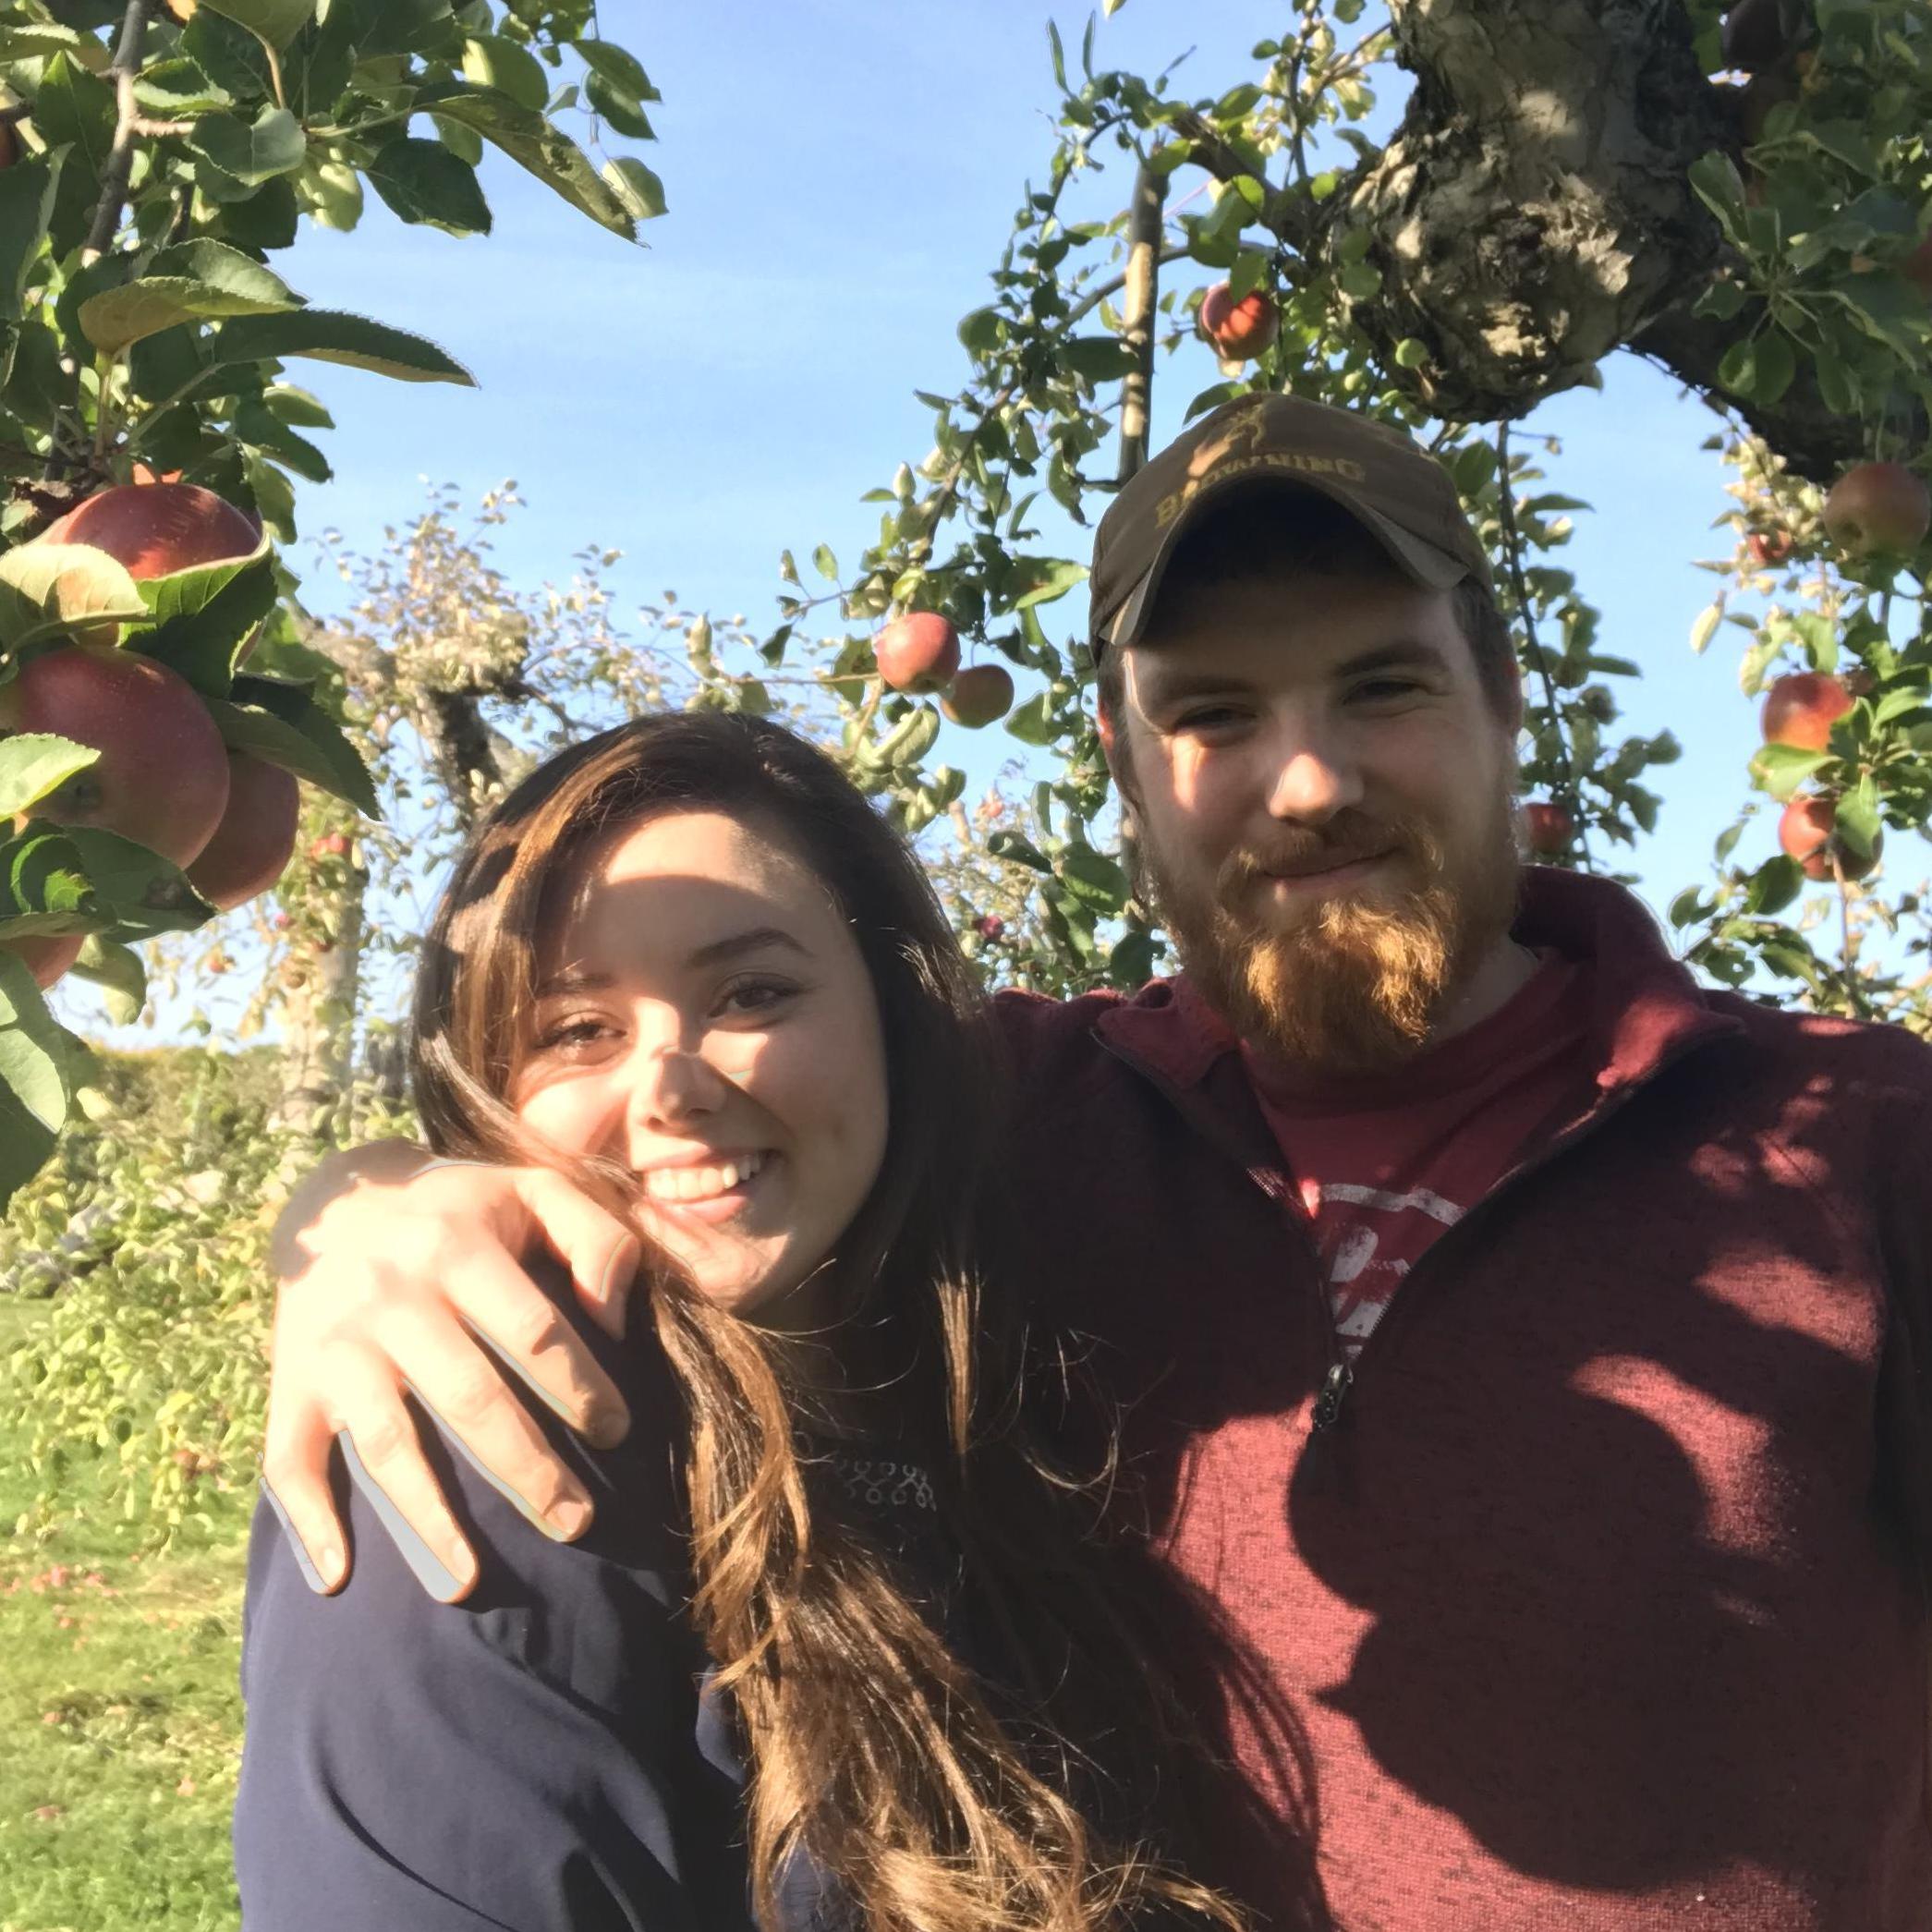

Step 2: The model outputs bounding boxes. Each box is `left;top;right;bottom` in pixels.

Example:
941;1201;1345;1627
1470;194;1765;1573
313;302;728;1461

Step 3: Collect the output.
687;925;811;970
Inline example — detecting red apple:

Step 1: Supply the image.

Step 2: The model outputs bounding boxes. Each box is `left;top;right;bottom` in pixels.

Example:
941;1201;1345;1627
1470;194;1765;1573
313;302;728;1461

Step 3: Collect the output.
42;482;261;578
1780;794;1879;881
1760;671;1853;752
975;913;1006;942
1747;529;1793;567
1522;800;1575;856
874;613;960;695
1199;283;1280;361
1823;462;1930;559
942;663;1015;728
0;644;229;865
185;752;300;910
3;934;84;990
308;831;352;863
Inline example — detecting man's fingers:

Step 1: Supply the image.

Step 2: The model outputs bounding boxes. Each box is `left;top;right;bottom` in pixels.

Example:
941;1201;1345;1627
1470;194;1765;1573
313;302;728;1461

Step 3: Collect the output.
323;1342;483;1601
444;1236;632;1451
368;1301;599;1546
261;1402;350;1595
511;1165;641;1343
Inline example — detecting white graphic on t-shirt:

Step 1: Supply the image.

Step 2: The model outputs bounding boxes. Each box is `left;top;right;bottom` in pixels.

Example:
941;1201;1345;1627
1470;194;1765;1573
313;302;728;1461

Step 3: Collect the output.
1307;1184;1466;1352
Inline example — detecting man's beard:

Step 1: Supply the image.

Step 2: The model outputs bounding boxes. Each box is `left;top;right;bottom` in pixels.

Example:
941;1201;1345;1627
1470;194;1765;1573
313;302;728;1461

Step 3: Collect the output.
1136;793;1522;1075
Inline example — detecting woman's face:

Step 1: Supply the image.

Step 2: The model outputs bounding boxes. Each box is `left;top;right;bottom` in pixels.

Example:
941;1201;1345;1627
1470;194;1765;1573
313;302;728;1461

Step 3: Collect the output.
509;808;891;1320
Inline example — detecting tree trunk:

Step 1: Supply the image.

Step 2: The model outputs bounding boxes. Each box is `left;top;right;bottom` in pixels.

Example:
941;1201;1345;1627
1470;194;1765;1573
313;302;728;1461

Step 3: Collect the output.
273;864;365;1139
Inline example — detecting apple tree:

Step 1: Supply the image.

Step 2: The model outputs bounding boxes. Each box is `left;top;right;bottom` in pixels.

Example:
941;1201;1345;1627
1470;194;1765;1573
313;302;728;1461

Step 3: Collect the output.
0;0;662;1207
700;0;1931;1024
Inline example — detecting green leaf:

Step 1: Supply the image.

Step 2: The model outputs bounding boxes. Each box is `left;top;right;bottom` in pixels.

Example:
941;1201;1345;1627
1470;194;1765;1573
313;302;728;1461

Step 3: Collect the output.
326;0;451;58
0;25;105;67
461;34;550;111
1108;929;1154;987
987;829;1051;871
0;950;70;1173
1718;330;1795;404
813;544;839;580
132;55;236;117
204;694;379;816
365;139;492;236
0;152;59;311
35;55;115;188
601;157;665;223
584;69;654;139
1003;691;1059;747
1687;150;1748;245
957;307;1003;355
128;555;277;696
78;240;304;354
1060;335;1138;382
1748;854;1803;917
180;10;274;97
211;310;475;384
199;0;317;52
190;106;308;186
1005;555;1088;612
1801;119;1881;179
261;382;333;429
573;40;659;101
296;154;364;231
0;735;100;820
58;826;214;937
418;84;635;239
1748;741;1831;801
0;544;147;650
1835;777;1881;858
431;112;485;166
1059;842;1129;912
67;932;145;1026
232;396;331;481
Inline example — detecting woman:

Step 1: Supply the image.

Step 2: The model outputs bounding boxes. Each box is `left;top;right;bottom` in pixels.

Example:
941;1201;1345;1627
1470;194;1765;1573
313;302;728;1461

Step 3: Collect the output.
234;711;1319;1932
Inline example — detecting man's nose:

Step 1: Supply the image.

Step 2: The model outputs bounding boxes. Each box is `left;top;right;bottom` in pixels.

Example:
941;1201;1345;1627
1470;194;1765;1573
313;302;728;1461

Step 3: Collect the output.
1263;728;1363;823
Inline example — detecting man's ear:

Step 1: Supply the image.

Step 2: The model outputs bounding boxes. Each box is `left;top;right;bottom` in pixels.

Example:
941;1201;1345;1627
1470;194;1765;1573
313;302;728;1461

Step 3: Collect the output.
1094;674;1139;811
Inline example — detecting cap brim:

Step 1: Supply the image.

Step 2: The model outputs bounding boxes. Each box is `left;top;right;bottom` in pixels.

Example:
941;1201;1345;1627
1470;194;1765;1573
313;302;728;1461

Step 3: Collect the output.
1095;475;1471;652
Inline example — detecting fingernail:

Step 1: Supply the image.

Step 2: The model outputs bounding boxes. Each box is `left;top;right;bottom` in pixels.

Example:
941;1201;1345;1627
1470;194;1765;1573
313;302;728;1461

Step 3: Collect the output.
444;1544;477;1594
548;1495;593;1540
587;1406;629;1451
315;1541;346;1592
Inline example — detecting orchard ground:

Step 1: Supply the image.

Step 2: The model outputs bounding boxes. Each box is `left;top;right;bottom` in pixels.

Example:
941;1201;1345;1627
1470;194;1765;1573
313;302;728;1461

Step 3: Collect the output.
0;1294;246;1932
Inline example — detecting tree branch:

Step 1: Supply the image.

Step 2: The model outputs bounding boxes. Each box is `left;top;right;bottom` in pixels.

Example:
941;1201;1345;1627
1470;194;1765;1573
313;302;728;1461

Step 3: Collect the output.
81;0;158;266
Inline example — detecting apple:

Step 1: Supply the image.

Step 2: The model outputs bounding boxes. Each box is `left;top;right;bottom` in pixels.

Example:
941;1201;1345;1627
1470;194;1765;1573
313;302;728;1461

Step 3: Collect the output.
1747;529;1793;567
308;831;352;863
1199;283;1280;361
1522;800;1575;856
1760;671;1853;751
1905;234;1932;301
1780;794;1879;881
185;752;300;910
0;644;229;866
3;934;84;990
41;481;261;579
1823;462;1931;559
875;613;960;695
975;913;1006;942
942;663;1015;728
1722;0;1792;73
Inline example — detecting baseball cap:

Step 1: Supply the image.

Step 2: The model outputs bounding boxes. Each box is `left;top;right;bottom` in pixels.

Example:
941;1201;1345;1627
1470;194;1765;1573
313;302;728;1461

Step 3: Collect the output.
1088;393;1494;653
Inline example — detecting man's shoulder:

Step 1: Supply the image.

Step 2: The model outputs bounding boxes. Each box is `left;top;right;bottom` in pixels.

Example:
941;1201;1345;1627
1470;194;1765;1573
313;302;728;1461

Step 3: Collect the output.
1704;986;1932;1105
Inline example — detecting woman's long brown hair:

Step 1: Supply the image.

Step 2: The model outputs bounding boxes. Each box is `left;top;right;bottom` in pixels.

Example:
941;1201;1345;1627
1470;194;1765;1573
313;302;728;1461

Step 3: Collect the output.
409;711;1320;1932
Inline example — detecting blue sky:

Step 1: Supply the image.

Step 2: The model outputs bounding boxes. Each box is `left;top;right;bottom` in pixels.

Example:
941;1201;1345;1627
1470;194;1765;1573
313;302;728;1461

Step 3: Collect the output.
66;0;1796;1041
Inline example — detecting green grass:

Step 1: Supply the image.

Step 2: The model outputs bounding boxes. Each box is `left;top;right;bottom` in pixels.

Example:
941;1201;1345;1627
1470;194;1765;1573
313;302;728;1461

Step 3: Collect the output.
0;1298;248;1932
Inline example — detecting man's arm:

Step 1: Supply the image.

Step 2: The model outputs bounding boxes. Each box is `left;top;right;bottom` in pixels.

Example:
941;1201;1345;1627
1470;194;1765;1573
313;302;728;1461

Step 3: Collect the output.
264;1141;641;1596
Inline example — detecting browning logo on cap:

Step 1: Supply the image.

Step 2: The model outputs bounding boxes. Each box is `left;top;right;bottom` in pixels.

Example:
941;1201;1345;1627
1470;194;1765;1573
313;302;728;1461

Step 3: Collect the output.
1090;392;1493;652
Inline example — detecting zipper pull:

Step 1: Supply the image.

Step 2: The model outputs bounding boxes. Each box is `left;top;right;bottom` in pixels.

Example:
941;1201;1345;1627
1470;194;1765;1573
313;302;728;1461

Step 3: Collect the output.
1311;1360;1354;1432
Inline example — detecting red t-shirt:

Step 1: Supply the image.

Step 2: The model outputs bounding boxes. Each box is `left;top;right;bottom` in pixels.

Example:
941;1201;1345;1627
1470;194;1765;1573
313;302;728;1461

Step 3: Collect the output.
1241;954;1598;1357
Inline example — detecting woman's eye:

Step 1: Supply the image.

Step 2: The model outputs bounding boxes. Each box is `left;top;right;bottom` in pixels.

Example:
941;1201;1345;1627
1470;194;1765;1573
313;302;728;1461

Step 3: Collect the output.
532;1016;611;1053
714;977;800;1019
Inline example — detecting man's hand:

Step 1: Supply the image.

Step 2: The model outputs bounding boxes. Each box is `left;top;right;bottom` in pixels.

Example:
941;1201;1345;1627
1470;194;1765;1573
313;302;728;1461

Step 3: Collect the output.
264;1143;640;1599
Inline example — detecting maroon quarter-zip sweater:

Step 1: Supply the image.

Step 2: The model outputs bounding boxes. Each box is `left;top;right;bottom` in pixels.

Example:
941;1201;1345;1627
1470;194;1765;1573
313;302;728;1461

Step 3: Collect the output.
992;868;1932;1931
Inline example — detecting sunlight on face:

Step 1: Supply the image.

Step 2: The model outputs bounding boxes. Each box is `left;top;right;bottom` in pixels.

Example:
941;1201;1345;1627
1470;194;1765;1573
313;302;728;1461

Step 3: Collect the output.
1116;569;1521;1068
508;809;890;1320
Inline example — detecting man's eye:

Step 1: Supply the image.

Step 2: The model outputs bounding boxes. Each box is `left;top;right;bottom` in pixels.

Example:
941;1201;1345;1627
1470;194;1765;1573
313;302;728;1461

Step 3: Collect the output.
1173;706;1246;733
1351;677;1424;702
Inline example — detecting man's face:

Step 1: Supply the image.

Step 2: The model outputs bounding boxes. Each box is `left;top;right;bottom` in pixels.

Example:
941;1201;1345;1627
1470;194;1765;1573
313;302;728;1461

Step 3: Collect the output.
1101;561;1523;1073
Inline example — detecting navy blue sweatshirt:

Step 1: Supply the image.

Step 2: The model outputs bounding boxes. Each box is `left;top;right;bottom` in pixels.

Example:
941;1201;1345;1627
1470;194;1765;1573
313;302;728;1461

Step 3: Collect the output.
232;1286;941;1930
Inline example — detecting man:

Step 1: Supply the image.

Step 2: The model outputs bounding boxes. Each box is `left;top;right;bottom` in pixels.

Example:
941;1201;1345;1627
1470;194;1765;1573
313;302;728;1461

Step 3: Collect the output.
263;394;1932;1928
